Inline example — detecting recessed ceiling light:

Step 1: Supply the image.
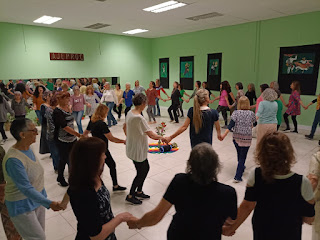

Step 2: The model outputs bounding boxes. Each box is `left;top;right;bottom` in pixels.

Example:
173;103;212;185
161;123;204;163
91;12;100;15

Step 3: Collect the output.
143;1;186;13
143;1;178;12
152;2;186;13
123;29;149;35
33;15;62;25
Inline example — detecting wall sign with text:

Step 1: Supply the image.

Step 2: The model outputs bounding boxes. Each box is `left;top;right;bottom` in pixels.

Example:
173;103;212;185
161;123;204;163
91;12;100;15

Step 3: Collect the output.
50;52;84;61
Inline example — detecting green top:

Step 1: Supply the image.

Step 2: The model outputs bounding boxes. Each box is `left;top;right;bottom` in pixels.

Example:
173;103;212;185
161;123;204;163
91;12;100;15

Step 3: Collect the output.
276;99;283;125
46;82;54;91
179;89;185;102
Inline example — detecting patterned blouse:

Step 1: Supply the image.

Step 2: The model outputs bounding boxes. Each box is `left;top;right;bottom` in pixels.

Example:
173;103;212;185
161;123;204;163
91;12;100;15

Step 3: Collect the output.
230;110;256;147
285;90;301;116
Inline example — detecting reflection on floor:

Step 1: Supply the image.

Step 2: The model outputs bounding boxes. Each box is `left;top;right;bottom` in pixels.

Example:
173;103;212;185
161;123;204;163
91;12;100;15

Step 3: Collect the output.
0;110;317;240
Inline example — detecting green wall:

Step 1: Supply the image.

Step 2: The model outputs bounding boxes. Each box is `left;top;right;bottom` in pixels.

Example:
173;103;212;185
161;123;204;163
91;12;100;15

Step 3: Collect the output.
0;22;153;84
151;11;320;126
1;11;320;126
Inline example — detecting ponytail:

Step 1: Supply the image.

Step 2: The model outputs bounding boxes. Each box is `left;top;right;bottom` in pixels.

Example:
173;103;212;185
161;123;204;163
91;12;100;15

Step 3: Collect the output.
193;89;209;134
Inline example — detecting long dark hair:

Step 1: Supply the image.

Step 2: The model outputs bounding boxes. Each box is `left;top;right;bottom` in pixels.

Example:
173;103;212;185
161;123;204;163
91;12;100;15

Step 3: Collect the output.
151;81;156;88
0;94;3;104
221;81;231;94
34;85;46;98
196;81;201;89
69;137;106;190
15;83;26;94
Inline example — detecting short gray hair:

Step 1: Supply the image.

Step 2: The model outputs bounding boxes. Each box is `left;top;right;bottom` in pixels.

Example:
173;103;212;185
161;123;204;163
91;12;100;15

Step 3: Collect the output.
262;88;278;102
14;91;22;96
73;86;80;91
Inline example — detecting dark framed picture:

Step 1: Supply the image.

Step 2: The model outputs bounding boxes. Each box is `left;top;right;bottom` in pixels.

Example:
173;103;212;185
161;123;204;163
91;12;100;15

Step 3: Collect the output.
180;56;194;90
207;53;222;91
159;58;169;89
278;44;320;95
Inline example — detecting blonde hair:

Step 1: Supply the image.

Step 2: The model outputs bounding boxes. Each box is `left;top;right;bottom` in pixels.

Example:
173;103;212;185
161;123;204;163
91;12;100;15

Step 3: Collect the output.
237;96;250;110
193;89;209;134
91;104;109;123
86;85;94;95
248;83;255;92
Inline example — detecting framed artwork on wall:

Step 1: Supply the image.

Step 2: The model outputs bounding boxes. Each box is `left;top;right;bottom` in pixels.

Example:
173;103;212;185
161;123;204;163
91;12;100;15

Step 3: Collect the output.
159;58;169;89
207;53;222;91
180;56;194;90
278;44;320;95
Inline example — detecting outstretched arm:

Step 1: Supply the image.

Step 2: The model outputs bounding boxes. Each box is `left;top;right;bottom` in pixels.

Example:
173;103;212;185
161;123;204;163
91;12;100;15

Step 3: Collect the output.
164;118;190;143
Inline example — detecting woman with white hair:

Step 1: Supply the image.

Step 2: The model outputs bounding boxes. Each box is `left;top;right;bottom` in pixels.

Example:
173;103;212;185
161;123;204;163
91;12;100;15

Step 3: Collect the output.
256;88;278;145
120;83;135;116
100;82;118;127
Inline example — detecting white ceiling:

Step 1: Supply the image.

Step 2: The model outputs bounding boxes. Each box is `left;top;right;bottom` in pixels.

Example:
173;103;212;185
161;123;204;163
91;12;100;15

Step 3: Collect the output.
0;0;320;38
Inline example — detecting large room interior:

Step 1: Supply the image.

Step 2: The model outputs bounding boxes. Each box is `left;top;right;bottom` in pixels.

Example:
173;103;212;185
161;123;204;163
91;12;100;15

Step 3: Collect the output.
1;0;320;240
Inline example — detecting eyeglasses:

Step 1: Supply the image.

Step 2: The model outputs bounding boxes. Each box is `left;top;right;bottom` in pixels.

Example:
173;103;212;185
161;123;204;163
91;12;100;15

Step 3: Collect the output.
26;129;38;134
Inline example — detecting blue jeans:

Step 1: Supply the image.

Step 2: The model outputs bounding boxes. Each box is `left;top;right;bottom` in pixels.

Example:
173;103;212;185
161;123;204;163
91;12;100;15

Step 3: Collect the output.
153;98;161;116
47;139;60;170
72;110;84;134
233;140;250;181
310;109;320;137
35;110;42;125
106;102;117;126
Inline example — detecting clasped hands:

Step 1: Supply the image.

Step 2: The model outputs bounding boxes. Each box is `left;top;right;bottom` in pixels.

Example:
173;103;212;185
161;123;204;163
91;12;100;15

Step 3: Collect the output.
160;136;172;145
50;201;68;212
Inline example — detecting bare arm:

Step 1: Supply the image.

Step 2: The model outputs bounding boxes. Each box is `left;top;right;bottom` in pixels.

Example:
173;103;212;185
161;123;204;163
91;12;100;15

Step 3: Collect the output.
146;131;163;141
127;198;172;229
91;213;133;240
214;120;222;140
280;95;286;106
307;174;319;191
167;117;190;142
105;132;125;144
63;126;81;138
123;123;127;136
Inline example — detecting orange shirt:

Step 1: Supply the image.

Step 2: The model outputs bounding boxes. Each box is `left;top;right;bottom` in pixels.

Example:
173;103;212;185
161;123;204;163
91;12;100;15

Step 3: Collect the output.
33;95;45;110
22;91;33;100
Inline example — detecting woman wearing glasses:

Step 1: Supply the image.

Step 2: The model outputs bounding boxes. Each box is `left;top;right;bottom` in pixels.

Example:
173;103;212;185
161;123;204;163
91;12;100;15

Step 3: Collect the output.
2;118;64;240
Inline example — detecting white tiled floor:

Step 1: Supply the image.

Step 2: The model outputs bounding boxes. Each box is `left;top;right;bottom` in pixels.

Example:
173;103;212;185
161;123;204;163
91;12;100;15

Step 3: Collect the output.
0;109;318;240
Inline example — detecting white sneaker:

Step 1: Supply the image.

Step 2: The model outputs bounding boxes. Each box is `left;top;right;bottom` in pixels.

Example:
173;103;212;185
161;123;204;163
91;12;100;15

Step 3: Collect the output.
233;179;242;183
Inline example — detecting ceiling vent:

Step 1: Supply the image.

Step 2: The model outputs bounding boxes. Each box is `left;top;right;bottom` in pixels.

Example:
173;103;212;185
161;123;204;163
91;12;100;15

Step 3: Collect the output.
186;12;223;21
84;23;111;29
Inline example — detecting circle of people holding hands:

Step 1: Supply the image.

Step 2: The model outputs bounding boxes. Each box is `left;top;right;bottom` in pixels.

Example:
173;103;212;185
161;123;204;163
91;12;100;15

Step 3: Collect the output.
0;77;320;240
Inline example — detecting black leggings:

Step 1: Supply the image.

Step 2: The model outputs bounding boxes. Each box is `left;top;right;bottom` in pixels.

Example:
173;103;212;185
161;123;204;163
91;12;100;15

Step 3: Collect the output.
283;113;297;131
125;105;132;116
56;140;76;180
130;159;150;195
168;104;179;123
217;105;229;125
105;149;118;186
113;104;123;119
0;122;7;140
178;101;184;117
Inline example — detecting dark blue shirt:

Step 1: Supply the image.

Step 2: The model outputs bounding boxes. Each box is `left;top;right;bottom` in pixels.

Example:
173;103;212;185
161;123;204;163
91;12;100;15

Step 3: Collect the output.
187;107;219;148
123;90;135;107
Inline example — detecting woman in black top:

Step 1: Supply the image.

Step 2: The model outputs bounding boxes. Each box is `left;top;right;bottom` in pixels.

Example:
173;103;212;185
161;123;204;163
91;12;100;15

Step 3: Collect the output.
223;132;315;240
245;83;257;107
167;81;188;123
64;137;132;240
53;91;82;187
39;91;51;155
84;104;126;191
127;143;237;240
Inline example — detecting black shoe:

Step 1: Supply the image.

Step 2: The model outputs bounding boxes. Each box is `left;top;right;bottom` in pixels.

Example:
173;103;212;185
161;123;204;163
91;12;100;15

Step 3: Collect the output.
319;140;320;146
113;185;127;191
57;177;69;187
305;135;313;140
283;128;290;132
290;130;298;133
126;195;142;205
135;192;150;199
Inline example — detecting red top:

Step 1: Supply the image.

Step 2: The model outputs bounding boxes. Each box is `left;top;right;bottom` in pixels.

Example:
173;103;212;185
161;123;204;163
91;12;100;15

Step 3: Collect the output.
146;88;158;106
156;85;166;96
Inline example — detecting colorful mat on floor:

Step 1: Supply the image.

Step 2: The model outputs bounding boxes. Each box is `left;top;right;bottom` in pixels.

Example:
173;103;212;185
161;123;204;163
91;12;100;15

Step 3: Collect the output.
148;143;179;154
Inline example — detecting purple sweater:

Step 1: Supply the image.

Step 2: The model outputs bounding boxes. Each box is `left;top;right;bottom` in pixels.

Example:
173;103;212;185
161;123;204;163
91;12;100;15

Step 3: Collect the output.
70;94;86;112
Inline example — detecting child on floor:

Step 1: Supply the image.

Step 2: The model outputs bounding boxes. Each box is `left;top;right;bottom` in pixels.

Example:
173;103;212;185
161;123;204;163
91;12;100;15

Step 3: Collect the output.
221;96;256;183
305;94;320;141
283;81;307;133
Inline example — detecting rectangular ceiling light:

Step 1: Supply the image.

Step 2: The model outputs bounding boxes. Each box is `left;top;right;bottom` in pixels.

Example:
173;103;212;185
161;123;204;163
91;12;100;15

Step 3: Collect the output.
33;15;62;25
123;29;149;35
152;2;186;13
143;1;178;12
